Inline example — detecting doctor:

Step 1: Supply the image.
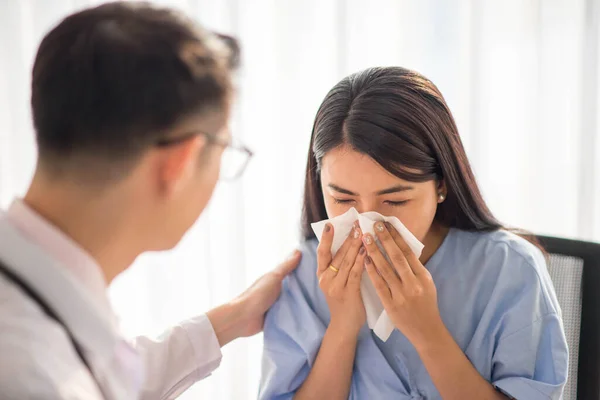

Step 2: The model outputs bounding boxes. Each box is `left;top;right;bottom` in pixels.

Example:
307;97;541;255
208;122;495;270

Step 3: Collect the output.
0;2;301;399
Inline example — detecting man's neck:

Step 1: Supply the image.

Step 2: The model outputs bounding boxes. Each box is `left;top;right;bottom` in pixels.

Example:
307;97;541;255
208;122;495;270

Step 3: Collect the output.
23;177;145;284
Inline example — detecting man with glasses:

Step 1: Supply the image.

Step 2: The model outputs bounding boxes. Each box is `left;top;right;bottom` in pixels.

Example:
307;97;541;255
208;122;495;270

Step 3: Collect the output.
0;2;299;399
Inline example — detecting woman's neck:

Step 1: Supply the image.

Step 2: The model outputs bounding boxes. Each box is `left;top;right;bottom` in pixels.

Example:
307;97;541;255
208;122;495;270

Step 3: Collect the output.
420;222;450;265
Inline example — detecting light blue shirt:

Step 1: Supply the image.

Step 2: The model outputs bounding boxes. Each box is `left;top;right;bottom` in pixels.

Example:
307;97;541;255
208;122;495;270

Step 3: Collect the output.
260;229;568;399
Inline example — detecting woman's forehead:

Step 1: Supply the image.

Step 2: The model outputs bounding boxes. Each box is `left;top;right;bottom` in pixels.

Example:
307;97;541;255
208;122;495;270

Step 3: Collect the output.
320;146;427;193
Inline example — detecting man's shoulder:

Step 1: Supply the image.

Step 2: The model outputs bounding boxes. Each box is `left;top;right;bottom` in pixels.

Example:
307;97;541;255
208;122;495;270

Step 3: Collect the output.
0;275;96;399
0;344;98;399
0;336;62;399
0;311;62;399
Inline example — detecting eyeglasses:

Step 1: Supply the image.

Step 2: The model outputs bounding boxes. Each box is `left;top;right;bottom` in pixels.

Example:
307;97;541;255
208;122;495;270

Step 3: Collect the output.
156;130;253;181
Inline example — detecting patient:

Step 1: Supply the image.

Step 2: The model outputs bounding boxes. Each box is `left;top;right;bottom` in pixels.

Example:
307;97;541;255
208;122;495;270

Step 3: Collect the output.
259;67;568;400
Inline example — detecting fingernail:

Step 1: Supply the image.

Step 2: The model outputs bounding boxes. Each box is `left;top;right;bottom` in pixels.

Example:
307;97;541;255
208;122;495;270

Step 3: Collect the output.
359;247;366;255
325;224;331;233
385;222;393;230
375;222;385;233
365;256;372;264
353;227;361;239
363;234;373;245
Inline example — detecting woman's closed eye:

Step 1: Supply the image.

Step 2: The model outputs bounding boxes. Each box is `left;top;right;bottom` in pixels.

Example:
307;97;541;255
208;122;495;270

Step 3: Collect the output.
333;198;355;204
384;200;409;207
333;198;409;206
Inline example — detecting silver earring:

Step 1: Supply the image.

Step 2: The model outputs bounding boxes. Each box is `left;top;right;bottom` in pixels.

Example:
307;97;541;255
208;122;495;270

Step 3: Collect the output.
438;193;445;202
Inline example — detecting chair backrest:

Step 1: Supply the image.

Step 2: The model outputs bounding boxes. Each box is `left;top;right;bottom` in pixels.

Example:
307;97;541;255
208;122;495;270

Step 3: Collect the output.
537;236;600;400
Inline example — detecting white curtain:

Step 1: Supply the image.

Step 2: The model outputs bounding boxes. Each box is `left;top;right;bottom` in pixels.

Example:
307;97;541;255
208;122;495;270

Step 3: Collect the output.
1;0;599;398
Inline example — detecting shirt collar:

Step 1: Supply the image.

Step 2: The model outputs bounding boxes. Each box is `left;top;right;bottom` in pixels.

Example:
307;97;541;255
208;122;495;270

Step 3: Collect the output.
0;200;122;361
6;199;111;313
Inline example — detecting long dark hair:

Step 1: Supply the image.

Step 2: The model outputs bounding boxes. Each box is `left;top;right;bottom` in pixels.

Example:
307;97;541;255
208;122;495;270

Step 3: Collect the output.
302;66;503;240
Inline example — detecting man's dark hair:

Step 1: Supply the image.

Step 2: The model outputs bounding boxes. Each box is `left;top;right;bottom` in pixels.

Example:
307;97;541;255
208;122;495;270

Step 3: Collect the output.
31;1;239;179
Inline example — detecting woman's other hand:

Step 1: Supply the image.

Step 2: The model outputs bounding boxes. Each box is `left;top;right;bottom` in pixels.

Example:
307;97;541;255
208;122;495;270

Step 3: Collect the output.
363;221;445;350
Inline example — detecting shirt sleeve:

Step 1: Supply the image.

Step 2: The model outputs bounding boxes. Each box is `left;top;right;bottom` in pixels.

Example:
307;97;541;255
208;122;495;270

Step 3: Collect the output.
259;241;327;400
489;245;569;400
493;313;568;400
135;314;222;400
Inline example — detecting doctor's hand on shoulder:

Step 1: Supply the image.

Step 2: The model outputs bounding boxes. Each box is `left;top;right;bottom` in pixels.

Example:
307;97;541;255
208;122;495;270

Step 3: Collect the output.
206;250;302;347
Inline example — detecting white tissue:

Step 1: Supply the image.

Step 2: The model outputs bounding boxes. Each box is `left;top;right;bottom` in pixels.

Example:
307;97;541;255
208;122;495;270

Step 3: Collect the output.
311;207;424;342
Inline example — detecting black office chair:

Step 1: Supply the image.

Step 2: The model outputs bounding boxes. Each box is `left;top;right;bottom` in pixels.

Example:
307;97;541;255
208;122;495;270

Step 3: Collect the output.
537;236;600;400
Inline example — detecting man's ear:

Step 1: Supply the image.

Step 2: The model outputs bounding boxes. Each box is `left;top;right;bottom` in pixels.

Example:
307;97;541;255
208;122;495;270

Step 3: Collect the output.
157;136;207;196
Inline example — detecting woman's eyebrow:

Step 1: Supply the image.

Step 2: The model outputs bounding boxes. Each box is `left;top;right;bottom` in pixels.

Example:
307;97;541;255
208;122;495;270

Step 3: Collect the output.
375;184;414;195
328;183;357;196
328;183;414;196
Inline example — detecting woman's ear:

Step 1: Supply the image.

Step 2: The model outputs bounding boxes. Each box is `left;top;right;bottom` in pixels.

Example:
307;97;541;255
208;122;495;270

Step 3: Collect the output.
437;179;447;203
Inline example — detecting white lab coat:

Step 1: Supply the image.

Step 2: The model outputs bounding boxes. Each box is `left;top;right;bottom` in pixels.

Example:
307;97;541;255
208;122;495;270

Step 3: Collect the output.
0;206;223;399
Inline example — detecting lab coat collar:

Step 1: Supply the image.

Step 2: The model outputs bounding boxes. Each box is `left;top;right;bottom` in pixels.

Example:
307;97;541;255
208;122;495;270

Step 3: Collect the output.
0;215;120;364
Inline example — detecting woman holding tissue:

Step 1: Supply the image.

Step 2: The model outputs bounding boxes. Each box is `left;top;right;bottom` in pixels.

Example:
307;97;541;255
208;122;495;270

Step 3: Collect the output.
260;67;568;400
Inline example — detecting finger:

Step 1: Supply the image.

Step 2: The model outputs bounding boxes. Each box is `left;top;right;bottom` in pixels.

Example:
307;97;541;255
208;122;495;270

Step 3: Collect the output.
318;265;337;288
317;223;334;276
320;224;359;288
365;255;394;304
347;246;366;290
273;250;302;278
328;222;359;272
385;222;426;275
374;221;416;283
332;227;363;289
362;233;402;293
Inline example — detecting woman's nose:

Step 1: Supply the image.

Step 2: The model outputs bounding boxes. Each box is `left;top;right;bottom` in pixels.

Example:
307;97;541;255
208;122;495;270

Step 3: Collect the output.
354;201;381;215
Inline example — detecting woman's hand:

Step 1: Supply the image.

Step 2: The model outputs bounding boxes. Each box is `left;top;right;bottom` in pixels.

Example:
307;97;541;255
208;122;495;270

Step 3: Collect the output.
362;221;445;349
317;223;366;336
295;225;365;400
362;222;509;400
